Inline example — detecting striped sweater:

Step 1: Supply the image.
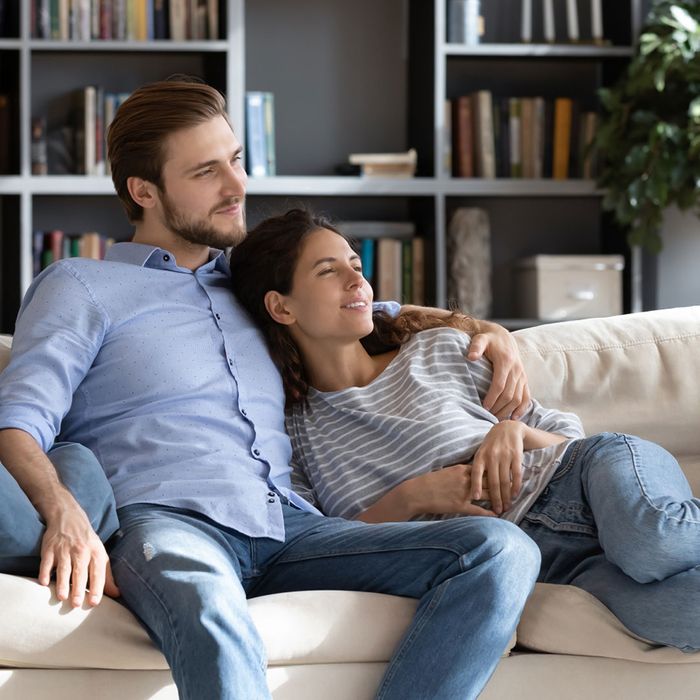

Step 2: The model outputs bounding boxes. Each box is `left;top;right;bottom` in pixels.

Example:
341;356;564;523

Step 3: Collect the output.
286;327;585;524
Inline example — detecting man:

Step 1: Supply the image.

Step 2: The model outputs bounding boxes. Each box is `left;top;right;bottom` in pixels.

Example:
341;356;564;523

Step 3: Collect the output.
0;79;539;699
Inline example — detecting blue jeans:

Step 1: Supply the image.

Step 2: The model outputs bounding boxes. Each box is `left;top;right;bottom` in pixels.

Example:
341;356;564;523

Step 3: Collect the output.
521;432;700;652
109;501;540;700
0;442;119;576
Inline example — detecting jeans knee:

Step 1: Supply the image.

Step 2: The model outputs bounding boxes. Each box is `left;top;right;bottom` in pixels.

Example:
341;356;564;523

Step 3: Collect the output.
470;519;541;590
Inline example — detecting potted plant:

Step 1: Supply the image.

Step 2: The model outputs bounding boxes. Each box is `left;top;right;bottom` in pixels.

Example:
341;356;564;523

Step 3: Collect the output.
595;1;700;253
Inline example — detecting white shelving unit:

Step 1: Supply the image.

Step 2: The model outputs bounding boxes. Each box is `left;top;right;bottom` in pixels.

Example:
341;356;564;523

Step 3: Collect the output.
0;0;644;331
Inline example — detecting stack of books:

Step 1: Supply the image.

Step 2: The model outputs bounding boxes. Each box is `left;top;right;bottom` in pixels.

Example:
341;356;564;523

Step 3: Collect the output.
447;91;598;180
32;0;220;41
349;149;417;178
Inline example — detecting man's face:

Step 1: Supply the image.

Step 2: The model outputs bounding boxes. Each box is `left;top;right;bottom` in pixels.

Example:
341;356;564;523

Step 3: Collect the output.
157;115;248;249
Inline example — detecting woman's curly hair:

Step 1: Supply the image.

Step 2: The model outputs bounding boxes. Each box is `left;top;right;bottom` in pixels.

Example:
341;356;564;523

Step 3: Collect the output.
229;208;476;406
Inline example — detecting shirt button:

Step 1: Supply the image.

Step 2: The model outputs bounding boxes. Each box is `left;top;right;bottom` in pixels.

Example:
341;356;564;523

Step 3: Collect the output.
163;254;170;262
215;313;221;320
253;448;260;457
267;491;275;498
241;409;247;416
268;498;275;503
228;358;233;365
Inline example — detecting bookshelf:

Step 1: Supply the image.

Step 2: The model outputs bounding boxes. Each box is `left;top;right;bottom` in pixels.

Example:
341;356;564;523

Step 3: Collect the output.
0;0;645;332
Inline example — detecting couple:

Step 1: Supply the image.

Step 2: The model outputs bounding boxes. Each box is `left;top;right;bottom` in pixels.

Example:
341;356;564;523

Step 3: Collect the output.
0;79;695;700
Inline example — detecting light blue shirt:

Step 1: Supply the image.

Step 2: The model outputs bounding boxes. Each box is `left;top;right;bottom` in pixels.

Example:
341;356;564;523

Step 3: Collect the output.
0;242;398;540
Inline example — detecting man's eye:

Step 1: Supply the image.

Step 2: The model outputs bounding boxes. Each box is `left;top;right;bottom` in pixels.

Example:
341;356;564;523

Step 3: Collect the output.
196;169;214;177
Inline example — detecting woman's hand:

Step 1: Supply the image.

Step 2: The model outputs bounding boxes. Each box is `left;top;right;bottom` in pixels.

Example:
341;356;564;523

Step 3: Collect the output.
355;465;495;523
470;421;525;515
467;322;530;420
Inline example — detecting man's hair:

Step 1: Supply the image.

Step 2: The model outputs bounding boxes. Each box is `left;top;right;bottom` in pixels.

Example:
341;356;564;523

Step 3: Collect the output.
107;77;229;223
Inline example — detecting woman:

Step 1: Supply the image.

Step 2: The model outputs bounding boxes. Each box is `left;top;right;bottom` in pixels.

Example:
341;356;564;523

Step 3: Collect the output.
230;208;700;653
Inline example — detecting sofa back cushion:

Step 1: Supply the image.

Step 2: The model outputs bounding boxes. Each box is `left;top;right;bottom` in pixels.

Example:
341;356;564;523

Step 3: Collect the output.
514;306;700;494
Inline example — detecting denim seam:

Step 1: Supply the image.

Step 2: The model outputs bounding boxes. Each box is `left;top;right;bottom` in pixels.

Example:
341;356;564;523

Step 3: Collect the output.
375;575;451;699
547;438;583;484
624;434;700;525
111;555;190;698
276;544;467;565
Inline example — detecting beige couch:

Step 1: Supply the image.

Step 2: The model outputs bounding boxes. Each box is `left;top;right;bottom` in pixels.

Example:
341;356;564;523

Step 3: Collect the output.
1;306;699;699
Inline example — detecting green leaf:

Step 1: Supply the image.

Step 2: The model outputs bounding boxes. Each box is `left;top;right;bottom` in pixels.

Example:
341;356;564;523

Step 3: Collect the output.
670;6;698;33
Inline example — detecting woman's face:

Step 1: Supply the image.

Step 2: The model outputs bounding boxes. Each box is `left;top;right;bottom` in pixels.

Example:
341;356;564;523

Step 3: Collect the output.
280;227;375;344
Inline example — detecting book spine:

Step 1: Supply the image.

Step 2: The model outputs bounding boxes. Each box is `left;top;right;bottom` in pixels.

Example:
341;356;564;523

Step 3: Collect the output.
263;92;276;176
401;239;412;305
245;92;267;177
520;97;534;179
207;0;218;39
169;0;186;40
552;97;573;180
411;237;425;307
153;0;167;39
508;97;521;178
472;90;495;178
453;95;473;178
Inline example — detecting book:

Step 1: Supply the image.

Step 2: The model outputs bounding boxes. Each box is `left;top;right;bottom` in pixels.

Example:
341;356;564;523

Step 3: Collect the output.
452;95;473;178
520;97;535;178
31;116;48;175
411;237;425;307
207;0;218;39
471;90;496;178
401;239;412;304
508;97;522;178
245;92;268;177
0;94;9;174
552;97;573;180
443;99;452;177
153;0;168;39
579;111;598;179
169;0;187;40
349;149;417;178
263;92;276;176
360;238;375;287
532;96;546;179
376;238;403;302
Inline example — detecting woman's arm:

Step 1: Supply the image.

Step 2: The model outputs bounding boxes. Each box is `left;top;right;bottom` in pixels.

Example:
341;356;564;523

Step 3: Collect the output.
354;465;494;524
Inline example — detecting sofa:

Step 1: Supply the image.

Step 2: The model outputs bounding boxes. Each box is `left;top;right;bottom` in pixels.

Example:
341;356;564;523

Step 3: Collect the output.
1;306;699;699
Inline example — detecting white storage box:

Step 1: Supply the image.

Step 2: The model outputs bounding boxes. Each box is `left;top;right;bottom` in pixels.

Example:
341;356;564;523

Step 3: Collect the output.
514;255;624;321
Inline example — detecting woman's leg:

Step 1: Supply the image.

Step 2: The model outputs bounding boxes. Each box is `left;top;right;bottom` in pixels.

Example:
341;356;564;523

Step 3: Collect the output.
577;433;700;583
521;434;700;651
0;442;118;576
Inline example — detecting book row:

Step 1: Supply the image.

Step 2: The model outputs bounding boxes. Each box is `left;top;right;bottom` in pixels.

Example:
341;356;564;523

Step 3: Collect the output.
31;0;220;42
447;0;608;46
33;230;115;275
446;92;598;180
32;87;131;175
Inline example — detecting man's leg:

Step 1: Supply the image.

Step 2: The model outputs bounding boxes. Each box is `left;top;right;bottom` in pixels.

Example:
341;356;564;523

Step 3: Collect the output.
250;505;541;700
0;442;118;576
109;504;271;700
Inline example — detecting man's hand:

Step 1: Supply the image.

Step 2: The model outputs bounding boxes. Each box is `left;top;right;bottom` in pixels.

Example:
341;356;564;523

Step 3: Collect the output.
467;323;530;420
39;494;120;607
470;421;525;515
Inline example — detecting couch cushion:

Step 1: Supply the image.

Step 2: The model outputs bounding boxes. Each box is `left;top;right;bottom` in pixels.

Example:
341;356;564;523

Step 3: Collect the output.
0;574;424;670
517;583;700;664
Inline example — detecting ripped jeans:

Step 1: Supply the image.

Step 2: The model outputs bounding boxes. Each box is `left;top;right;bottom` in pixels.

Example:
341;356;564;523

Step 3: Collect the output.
521;432;700;652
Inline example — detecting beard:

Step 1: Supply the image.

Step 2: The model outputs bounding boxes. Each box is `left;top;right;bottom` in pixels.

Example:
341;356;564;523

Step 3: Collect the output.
160;190;247;250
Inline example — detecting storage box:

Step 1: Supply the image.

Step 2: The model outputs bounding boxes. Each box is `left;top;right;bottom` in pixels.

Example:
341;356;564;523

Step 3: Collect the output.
514;255;624;321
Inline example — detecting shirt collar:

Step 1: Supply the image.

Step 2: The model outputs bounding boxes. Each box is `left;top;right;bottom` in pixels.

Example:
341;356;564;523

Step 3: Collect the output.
105;242;230;275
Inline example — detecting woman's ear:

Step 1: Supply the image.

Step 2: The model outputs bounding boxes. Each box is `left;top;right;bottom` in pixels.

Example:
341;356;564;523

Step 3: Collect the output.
127;176;158;210
264;291;296;326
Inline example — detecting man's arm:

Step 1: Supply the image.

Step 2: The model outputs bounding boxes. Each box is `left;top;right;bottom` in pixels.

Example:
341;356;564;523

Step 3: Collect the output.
0;264;113;607
0;429;118;607
399;305;530;420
